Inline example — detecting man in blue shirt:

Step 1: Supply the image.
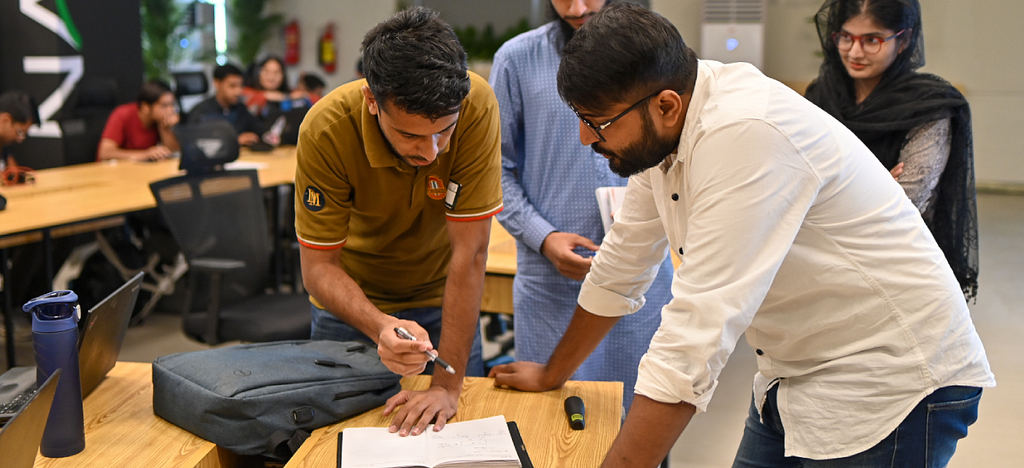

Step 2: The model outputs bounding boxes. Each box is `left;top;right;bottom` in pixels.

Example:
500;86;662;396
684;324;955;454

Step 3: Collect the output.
488;0;673;411
186;64;260;146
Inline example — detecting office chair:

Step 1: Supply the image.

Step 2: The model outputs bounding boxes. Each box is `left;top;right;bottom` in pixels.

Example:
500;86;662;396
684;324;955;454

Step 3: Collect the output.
56;77;117;166
149;169;311;344
172;71;209;118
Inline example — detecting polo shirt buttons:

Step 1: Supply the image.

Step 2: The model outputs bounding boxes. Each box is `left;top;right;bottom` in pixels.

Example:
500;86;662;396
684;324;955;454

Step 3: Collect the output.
756;349;764;356
678;247;684;256
671;193;679;201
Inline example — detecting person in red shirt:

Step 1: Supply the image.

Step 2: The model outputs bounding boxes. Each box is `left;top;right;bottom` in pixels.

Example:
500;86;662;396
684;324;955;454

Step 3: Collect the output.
97;80;179;161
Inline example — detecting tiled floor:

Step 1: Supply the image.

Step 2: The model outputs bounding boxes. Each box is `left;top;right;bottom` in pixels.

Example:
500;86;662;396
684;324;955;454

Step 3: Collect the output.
2;193;1021;467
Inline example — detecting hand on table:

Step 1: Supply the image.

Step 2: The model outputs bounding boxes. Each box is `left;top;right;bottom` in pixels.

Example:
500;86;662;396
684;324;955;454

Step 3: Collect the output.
238;132;260;146
540;232;599;281
383;385;459;436
134;146;172;162
376;319;433;376
890;162;905;182
488;361;560;392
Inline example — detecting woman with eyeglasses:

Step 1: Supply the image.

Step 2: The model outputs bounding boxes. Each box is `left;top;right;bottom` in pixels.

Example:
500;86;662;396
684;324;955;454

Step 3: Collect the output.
805;0;979;301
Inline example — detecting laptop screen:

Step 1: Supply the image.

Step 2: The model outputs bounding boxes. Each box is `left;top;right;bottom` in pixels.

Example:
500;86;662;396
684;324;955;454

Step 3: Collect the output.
0;371;60;468
77;272;143;397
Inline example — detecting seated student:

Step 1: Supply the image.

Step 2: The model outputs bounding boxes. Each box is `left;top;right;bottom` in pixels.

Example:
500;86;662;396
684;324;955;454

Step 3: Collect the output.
186;64;260;146
295;72;326;105
0;90;39;170
243;57;302;118
97;80;180;161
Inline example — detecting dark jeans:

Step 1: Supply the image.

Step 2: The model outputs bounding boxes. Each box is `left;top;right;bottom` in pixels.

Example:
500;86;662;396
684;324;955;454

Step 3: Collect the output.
733;384;982;468
310;304;485;377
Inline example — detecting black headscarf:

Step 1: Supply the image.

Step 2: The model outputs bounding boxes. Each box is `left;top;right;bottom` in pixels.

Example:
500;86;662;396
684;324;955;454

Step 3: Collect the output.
805;0;978;300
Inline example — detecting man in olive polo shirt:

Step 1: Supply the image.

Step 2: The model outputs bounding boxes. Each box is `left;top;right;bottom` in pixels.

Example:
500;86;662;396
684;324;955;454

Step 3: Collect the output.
295;8;502;436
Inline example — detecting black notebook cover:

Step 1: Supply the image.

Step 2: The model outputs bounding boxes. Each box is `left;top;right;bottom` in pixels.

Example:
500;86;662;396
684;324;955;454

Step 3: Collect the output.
337;420;533;468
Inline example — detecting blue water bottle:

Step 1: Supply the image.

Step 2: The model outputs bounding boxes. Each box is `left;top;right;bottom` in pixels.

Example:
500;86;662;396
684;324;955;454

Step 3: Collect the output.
23;290;86;458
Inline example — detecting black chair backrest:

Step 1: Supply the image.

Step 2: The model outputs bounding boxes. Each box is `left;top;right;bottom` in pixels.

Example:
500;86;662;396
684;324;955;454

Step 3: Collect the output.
174;120;240;174
173;71;208;98
172;71;209;117
57;77;118;166
150;170;271;301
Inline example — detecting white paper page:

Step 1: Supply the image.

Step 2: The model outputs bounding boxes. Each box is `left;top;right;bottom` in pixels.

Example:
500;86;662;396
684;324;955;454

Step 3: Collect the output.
341;425;428;468
595;186;627;234
427;415;519;466
340;416;519;468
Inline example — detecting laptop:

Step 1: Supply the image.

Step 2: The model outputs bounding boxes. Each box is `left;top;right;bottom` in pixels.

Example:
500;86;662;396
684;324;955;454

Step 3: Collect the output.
0;272;143;422
0;370;60;468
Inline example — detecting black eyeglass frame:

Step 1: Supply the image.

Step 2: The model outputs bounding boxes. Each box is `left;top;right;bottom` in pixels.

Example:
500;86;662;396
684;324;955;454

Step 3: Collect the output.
568;90;663;142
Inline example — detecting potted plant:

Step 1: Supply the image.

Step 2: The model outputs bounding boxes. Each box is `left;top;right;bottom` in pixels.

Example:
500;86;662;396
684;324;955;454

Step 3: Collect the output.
228;0;283;67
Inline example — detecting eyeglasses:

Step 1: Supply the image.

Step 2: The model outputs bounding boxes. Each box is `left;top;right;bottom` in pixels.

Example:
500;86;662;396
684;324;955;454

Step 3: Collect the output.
569;90;662;142
831;29;905;54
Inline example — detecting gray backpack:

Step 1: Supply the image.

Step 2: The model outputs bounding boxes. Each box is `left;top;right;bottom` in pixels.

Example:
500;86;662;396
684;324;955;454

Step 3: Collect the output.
152;340;401;459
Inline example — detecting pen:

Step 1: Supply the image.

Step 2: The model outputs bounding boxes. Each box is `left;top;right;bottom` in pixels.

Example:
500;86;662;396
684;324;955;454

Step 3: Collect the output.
394;327;456;374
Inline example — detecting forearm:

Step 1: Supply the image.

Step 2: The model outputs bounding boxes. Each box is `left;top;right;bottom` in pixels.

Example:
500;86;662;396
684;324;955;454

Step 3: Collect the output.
159;127;180;151
600;395;695;468
541;304;621;388
431;238;488;392
97;140;147;161
300;248;394;341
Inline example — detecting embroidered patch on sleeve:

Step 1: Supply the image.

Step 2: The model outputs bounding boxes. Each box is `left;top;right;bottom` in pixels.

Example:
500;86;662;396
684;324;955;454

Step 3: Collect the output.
303;186;325;212
445;180;462;210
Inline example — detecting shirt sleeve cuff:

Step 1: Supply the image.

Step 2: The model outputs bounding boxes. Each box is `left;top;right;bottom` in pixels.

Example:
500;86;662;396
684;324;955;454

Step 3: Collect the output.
578;275;647;317
521;215;558;254
634;354;717;414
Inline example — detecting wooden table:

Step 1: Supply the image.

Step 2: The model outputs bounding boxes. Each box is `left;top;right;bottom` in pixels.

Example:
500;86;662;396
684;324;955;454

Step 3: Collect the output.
286;376;621;468
33;362;620;468
33;361;236;468
0;147;297;244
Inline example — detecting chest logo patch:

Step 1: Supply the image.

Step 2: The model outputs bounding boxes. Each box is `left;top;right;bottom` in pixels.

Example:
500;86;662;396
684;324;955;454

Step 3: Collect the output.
426;175;447;200
303;186;325;212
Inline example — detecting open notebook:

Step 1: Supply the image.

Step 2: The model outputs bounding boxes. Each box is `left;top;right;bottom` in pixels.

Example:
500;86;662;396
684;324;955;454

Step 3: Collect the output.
338;415;528;468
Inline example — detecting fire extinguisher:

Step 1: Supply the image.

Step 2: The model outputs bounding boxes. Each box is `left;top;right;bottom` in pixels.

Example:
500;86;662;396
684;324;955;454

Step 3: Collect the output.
284;20;300;65
319;23;337;74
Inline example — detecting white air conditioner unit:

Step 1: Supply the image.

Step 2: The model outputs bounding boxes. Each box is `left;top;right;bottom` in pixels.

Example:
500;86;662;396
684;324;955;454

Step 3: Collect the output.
701;0;767;71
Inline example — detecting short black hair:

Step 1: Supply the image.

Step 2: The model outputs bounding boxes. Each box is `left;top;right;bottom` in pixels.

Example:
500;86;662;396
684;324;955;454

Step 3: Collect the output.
557;3;698;114
361;7;470;119
0;90;39;125
213;63;244;81
301;73;326;92
137;80;172;106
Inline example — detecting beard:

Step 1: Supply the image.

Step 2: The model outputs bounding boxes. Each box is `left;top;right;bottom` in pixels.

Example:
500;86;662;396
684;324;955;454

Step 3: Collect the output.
592;110;680;178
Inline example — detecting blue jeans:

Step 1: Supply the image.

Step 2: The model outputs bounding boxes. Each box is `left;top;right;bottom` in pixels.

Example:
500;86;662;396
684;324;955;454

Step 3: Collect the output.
732;384;982;468
310;304;485;377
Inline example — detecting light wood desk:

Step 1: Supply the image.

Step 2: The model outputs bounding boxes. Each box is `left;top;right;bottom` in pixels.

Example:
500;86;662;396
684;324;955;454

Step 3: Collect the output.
33;361;235;468
33;362;620;468
287;376;621;468
0;147;297;244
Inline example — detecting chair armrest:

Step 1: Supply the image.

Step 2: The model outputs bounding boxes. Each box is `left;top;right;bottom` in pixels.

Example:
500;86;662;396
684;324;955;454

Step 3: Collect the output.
190;258;246;272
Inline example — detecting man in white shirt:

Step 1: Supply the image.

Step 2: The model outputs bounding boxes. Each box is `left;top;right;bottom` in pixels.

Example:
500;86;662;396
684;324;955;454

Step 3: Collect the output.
488;4;995;467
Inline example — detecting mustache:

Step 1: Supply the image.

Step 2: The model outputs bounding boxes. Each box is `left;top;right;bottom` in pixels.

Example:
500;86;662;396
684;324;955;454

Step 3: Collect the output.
591;143;617;158
564;11;596;21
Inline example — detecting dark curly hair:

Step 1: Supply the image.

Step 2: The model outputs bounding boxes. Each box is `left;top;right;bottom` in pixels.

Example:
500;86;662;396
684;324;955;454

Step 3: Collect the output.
361;7;470;119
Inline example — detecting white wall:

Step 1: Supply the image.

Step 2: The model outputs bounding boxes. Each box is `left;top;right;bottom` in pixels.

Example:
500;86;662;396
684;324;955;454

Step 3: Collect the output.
264;1;396;91
652;0;1024;185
